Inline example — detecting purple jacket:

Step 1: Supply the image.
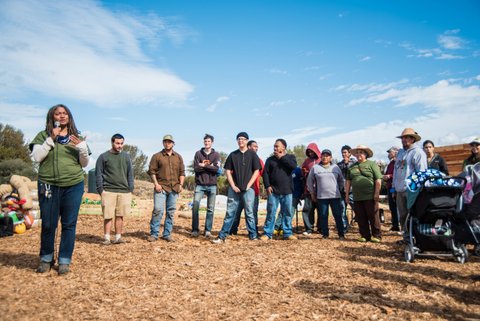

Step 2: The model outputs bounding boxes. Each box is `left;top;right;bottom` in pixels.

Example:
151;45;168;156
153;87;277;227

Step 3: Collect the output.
194;148;221;186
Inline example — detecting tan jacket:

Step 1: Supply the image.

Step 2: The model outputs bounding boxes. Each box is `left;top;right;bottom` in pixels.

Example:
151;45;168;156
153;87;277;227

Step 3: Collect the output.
148;150;185;193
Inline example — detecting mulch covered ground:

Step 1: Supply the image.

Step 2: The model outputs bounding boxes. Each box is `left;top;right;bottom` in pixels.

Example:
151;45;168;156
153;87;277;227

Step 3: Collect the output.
1;198;480;321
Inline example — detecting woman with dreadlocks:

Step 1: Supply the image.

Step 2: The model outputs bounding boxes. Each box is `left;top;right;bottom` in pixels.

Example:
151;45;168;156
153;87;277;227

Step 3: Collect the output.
30;104;90;275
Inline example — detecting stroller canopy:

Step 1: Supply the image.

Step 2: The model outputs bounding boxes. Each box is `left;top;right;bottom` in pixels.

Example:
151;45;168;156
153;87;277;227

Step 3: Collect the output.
406;169;465;209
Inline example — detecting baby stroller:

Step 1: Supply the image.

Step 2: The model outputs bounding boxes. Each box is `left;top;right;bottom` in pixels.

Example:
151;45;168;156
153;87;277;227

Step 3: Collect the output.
453;163;480;255
403;170;467;263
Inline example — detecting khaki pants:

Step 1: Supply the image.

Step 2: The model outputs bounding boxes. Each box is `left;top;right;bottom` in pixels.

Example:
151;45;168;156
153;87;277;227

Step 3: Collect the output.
101;191;132;219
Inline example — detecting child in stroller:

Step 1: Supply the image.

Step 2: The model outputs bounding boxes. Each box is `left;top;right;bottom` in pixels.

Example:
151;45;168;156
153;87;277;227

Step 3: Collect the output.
453;163;480;255
403;169;467;263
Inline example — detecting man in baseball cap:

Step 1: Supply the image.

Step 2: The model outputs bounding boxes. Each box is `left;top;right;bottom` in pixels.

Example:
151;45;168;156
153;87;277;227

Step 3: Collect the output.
162;134;175;143
147;134;185;243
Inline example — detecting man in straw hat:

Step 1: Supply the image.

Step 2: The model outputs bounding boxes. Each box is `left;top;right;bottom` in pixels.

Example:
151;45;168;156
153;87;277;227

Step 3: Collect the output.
392;128;427;233
345;145;383;242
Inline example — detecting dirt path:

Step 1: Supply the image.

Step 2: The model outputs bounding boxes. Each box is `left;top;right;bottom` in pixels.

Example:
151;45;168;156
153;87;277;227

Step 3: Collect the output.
1;206;479;320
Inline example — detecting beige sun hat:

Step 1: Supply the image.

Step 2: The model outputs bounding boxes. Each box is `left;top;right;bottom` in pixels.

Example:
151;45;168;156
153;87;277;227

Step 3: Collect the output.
351;145;373;158
396;128;421;142
469;136;480;146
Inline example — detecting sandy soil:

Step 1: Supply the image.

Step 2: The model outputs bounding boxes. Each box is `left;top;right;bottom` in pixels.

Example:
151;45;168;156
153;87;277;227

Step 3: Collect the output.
1;192;479;321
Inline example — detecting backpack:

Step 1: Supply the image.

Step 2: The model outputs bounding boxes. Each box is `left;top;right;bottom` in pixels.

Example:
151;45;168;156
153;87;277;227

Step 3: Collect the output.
0;216;14;237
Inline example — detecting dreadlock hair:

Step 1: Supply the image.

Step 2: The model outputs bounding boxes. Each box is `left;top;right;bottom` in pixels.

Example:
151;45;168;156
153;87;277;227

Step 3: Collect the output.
45;104;80;137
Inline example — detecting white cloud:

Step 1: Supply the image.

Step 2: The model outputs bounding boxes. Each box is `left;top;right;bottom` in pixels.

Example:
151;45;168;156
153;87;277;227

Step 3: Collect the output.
438;29;466;50
0;0;193;107
359;56;371;62
401;30;470;60
348;80;480;112
206;96;230;112
256;126;335;160
436;53;464;60
334;79;409;93
269;100;294;107
375;39;393;47
0;103;46;142
269;68;288;75
291;80;480;161
318;73;333;81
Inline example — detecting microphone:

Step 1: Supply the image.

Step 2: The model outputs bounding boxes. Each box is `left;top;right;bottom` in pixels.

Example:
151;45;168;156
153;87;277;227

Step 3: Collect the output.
54;121;60;128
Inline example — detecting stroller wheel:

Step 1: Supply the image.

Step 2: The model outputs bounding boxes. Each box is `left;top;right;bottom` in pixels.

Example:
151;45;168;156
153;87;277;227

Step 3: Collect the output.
474;245;480;257
404;246;415;263
454;244;468;264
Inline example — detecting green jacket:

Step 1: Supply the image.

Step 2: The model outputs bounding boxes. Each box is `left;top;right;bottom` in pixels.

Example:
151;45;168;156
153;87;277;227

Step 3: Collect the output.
31;131;88;187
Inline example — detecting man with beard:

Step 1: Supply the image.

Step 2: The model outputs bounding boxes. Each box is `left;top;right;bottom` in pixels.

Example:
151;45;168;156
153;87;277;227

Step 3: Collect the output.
96;133;134;245
393;128;427;232
147;135;185;242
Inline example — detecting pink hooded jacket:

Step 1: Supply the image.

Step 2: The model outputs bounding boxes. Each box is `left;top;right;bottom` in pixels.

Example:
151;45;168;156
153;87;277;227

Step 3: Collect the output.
301;143;321;195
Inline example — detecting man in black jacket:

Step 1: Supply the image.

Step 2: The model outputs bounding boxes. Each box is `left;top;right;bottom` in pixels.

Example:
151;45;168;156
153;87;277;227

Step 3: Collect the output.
261;138;298;240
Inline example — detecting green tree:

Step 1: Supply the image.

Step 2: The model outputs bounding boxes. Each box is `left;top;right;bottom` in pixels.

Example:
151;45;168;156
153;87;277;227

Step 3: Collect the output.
0;159;36;184
122;144;149;180
183;175;196;191
287;144;306;166
0;123;36;183
0;123;32;163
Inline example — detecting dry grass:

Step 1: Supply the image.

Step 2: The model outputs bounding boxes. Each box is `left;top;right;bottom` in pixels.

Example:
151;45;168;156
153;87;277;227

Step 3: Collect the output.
1;193;480;321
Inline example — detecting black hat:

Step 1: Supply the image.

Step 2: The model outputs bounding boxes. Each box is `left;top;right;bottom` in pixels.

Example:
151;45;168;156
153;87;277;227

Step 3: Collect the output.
321;149;332;155
236;132;249;140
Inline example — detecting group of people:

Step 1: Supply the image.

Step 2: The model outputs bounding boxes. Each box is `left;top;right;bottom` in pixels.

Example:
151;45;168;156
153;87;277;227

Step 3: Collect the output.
30;104;480;275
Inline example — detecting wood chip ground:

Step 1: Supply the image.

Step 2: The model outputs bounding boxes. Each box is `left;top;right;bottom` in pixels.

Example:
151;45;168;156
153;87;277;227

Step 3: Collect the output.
1;193;479;321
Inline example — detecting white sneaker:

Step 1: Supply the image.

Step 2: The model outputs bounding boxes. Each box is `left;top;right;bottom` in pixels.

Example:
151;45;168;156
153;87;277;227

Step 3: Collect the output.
211;238;225;244
205;231;213;238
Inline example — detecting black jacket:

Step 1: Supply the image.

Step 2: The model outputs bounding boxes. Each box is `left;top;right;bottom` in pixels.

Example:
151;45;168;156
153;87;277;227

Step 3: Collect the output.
263;154;297;195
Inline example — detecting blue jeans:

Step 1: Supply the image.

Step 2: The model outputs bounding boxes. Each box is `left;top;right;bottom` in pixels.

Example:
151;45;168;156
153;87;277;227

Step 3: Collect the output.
388;191;399;229
219;187;257;240
316;198;345;237
230;195;259;234
192;185;217;233
302;198;317;232
264;193;293;238
274;197;300;231
150;190;178;239
38;180;84;265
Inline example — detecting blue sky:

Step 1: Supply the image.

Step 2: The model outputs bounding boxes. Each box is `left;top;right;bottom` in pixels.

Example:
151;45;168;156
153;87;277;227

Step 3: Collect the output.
1;0;479;168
